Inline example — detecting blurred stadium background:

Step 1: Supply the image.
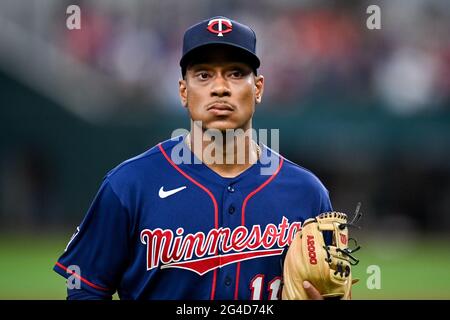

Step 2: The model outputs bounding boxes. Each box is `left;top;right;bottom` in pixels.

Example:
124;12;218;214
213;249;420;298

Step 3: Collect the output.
0;0;449;299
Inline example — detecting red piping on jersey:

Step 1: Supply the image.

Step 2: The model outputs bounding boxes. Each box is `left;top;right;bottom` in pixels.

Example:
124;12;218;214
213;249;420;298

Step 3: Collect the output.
234;157;284;300
159;143;219;300
55;262;110;292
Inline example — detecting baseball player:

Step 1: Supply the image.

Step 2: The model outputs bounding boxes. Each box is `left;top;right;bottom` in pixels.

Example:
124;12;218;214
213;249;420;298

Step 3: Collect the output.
53;16;332;300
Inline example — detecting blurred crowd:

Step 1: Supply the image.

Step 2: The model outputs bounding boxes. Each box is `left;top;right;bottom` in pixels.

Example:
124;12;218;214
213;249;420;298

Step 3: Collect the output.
1;0;449;115
1;0;450;234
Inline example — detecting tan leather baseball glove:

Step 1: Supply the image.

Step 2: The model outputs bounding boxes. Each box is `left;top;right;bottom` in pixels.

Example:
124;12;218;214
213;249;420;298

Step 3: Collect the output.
282;208;362;300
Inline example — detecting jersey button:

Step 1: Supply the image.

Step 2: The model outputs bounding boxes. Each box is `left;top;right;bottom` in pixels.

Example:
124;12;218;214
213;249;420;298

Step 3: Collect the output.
225;277;232;286
227;185;235;193
228;205;235;214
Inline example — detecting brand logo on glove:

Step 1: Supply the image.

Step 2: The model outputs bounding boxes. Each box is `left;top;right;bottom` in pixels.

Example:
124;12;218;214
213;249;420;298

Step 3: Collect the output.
307;235;317;265
340;234;348;245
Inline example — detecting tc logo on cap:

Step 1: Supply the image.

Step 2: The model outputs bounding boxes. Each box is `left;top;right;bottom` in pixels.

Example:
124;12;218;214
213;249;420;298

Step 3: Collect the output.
207;18;232;37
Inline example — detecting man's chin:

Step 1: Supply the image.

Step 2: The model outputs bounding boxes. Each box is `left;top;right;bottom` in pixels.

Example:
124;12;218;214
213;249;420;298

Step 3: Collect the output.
200;119;245;132
203;123;244;133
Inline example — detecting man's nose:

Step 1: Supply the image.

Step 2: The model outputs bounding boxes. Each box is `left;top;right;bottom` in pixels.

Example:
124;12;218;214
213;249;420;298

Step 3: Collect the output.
211;74;231;97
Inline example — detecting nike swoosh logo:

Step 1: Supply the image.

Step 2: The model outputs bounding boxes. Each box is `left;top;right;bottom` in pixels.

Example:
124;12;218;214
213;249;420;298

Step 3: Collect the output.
158;186;187;198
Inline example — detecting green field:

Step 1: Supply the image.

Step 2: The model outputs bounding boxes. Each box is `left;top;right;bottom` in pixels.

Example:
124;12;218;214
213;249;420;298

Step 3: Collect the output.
0;235;449;299
351;237;450;299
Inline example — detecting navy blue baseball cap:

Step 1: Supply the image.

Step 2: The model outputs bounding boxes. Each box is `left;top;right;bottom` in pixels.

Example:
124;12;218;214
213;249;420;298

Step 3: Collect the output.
180;16;260;76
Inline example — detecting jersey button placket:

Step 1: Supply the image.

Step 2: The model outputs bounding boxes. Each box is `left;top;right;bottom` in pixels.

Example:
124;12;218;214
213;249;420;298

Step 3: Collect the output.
217;183;241;299
225;276;232;286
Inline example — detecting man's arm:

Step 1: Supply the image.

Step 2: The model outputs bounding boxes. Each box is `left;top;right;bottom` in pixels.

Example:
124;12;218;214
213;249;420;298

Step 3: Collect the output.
54;178;130;299
67;287;112;300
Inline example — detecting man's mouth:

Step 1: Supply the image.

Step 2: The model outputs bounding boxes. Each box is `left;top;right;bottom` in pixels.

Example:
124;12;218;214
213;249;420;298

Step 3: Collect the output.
207;102;234;115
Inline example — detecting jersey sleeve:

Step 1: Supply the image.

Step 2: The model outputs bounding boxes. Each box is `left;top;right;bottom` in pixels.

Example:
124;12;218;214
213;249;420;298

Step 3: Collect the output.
314;180;333;246
53;178;130;297
317;185;333;214
67;287;111;300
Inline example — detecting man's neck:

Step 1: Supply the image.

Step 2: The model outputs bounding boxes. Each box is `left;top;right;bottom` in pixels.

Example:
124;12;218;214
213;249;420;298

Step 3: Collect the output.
186;127;260;178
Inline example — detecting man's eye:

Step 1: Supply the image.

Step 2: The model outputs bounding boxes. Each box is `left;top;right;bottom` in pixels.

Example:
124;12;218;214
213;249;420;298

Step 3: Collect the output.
230;70;243;78
197;72;210;80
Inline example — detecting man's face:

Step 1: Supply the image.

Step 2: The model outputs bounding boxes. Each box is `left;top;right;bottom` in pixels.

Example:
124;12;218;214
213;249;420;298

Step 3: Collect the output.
179;47;264;132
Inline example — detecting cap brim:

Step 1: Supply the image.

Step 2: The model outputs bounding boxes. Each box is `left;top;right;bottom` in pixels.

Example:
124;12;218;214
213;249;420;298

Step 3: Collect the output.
180;42;260;71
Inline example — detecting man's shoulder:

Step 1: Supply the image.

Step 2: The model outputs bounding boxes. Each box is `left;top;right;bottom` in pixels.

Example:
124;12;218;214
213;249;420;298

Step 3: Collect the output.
271;148;329;193
105;135;183;183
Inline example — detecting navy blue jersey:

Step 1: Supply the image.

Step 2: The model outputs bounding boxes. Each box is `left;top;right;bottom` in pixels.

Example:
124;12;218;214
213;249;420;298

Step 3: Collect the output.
54;135;332;300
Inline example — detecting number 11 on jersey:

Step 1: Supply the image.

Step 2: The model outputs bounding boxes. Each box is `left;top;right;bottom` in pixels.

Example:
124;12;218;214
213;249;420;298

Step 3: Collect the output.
250;274;281;300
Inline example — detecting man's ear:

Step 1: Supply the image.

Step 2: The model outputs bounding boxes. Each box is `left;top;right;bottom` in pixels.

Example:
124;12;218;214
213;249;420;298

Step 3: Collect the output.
255;75;264;104
179;78;188;108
